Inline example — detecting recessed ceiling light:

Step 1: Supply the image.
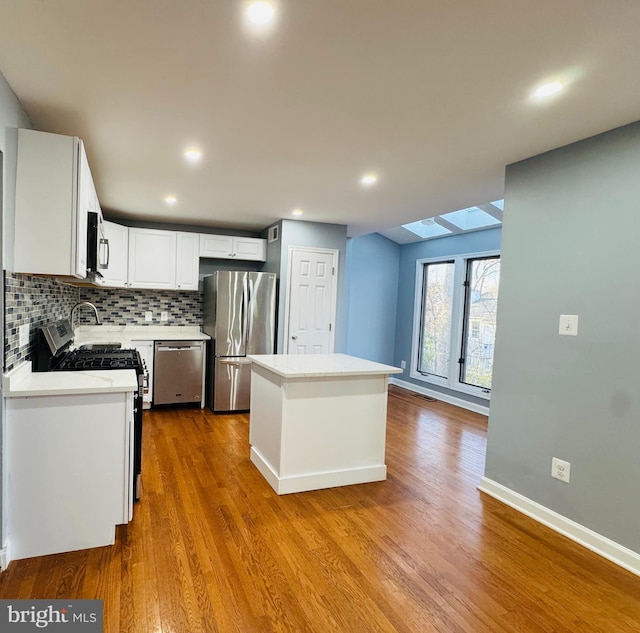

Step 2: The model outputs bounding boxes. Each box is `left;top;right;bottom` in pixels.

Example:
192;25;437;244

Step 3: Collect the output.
164;195;177;206
247;1;275;26
360;173;378;187
532;80;564;100
183;147;202;164
292;208;304;217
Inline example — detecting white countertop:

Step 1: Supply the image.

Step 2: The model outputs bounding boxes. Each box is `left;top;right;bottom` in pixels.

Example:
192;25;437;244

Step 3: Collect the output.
3;362;138;397
247;353;403;378
74;325;210;348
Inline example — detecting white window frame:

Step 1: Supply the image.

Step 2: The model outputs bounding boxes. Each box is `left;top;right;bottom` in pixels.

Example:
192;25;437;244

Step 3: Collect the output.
409;249;500;400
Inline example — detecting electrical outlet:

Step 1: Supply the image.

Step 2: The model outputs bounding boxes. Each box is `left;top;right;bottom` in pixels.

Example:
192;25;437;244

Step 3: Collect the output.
551;457;571;483
400;360;406;370
145;311;153;322
161;311;169;322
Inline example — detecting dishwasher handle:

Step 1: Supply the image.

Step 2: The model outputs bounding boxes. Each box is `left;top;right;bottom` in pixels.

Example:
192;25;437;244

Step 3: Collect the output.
156;345;202;352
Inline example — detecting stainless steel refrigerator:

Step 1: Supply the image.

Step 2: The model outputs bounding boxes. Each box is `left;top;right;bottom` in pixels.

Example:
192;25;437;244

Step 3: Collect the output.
203;271;277;412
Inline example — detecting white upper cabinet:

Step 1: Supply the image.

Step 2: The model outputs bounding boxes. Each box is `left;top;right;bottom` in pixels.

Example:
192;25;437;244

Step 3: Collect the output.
175;232;200;290
14;129;94;278
199;234;266;261
128;228;177;289
95;221;129;288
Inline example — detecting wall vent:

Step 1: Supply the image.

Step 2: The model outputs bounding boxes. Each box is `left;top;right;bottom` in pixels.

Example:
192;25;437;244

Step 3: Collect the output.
268;225;279;243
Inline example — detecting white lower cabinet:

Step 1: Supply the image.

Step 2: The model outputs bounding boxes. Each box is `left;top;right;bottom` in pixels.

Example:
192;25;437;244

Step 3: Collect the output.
132;340;154;407
6;391;134;560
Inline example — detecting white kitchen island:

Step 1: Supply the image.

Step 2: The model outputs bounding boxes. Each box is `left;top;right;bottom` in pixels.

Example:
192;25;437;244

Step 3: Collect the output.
247;354;402;495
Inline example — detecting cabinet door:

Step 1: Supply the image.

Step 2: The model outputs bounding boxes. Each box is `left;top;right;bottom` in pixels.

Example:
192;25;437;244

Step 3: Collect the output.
131;341;154;406
200;234;233;259
14;129;89;278
98;221;129;287
176;232;200;290
233;237;266;261
75;141;91;277
128;228;177;289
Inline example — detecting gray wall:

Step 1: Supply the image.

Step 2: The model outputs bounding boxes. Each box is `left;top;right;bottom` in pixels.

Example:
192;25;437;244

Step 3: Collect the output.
394;228;502;406
344;233;399;365
271;220;348;353
0;69;32;547
485;121;640;553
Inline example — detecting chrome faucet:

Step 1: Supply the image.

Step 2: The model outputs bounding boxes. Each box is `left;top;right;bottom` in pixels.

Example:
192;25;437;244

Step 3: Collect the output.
71;302;102;328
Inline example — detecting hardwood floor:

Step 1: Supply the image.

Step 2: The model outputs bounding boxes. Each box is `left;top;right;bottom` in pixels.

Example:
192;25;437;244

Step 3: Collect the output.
1;385;639;632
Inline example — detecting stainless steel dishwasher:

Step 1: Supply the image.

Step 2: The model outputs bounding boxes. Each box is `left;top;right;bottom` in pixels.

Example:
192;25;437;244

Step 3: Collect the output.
153;340;204;405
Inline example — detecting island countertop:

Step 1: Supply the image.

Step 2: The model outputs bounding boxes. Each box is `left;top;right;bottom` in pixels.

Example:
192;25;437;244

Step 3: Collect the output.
247;353;402;379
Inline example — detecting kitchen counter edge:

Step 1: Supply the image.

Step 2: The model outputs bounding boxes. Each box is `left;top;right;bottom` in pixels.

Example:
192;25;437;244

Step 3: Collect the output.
3;362;138;397
247;353;403;378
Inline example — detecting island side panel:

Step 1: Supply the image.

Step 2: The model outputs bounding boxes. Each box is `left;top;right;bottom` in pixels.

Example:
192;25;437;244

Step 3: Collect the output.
278;374;389;493
249;364;285;488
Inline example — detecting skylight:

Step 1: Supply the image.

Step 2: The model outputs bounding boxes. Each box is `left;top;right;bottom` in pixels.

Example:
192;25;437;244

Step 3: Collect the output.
402;199;504;241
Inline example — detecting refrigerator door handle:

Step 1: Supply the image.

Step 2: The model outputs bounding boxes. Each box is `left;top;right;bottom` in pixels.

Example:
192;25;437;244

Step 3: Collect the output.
242;278;249;349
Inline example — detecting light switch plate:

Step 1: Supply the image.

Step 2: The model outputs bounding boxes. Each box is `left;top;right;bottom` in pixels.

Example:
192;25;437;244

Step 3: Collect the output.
145;311;153;322
161;311;169;322
559;314;578;336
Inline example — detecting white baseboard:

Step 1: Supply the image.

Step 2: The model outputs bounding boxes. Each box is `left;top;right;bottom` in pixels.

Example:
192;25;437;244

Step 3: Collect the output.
479;477;640;577
250;448;386;495
389;377;490;416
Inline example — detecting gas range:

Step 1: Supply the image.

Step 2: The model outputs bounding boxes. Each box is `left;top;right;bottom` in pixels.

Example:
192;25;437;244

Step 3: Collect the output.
55;348;143;371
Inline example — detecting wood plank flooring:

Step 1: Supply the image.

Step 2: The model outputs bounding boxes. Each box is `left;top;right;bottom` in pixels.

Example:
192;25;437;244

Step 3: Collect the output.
1;385;639;632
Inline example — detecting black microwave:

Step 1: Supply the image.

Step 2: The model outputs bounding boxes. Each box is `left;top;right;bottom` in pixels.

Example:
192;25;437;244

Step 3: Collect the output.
86;211;109;276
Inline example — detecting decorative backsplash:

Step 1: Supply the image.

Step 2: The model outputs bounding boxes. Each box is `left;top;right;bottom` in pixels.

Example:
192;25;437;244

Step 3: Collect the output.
78;287;203;326
4;272;79;371
4;273;204;372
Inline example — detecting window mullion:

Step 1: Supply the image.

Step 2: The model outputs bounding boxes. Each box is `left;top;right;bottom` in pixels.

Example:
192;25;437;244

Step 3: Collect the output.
448;256;466;390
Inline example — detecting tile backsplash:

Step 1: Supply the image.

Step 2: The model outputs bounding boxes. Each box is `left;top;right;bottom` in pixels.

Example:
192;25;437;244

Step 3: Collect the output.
4;273;204;372
4;272;79;371
78;287;203;327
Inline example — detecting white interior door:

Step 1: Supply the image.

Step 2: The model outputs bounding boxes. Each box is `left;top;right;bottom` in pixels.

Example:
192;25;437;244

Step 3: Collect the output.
286;247;338;354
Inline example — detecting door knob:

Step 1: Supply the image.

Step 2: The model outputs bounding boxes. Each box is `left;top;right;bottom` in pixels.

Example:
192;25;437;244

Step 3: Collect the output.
291;335;298;340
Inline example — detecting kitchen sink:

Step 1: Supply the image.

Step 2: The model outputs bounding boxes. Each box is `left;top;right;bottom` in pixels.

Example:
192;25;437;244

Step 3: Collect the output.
77;342;122;351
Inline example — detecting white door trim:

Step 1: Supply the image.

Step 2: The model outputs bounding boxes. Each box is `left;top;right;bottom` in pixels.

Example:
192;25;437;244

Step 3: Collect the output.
284;246;339;354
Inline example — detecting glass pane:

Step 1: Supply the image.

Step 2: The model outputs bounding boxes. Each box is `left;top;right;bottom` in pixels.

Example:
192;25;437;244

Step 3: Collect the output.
440;207;501;231
460;257;501;389
402;219;452;239
419;262;455;378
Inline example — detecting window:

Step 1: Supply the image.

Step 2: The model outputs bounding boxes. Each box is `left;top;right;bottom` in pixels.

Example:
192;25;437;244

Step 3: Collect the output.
460;257;500;390
412;251;500;398
418;261;455;378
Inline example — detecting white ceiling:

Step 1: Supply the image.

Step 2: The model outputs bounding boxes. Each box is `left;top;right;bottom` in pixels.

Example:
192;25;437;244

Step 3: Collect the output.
1;1;639;239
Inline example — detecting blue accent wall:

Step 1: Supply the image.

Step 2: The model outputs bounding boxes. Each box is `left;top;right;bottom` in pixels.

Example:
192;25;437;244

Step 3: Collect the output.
394;228;502;404
344;233;400;365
